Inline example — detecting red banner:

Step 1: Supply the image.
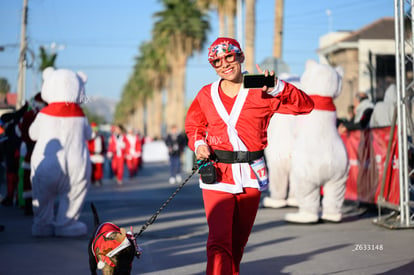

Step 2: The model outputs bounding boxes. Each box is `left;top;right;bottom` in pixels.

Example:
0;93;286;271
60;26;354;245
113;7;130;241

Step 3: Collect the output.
341;126;400;205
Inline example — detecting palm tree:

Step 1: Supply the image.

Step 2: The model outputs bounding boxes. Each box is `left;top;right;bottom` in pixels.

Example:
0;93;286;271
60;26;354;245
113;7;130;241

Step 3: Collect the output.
197;0;226;36
38;46;57;71
0;78;11;103
153;0;210;130
273;0;284;59
224;0;237;38
197;0;238;37
244;0;256;73
116;37;171;138
138;39;170;138
114;76;142;125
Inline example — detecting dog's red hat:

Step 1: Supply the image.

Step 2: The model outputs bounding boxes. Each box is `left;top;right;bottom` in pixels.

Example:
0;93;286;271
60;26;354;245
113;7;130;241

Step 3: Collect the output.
91;222;132;269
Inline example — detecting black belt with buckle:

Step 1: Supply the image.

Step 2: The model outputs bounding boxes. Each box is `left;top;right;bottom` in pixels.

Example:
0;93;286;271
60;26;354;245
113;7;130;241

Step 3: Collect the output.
212;149;264;164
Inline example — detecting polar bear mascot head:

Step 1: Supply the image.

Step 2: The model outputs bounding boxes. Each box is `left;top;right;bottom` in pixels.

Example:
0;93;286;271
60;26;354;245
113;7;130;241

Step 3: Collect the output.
285;60;349;224
41;67;88;104
300;60;343;98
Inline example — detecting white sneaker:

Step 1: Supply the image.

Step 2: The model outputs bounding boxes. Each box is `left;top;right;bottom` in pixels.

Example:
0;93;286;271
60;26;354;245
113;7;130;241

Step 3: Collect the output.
262;197;287;208
175;174;182;183
169;177;176;184
285;212;319;224
286;197;299;207
321;212;342;223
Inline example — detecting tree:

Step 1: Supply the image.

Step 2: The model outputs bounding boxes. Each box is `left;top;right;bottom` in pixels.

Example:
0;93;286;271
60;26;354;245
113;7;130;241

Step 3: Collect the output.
115;37;170;138
0;77;11;104
153;0;210;130
244;0;256;73
135;39;170;138
197;0;237;37
0;78;11;95
38;46;57;71
273;0;284;59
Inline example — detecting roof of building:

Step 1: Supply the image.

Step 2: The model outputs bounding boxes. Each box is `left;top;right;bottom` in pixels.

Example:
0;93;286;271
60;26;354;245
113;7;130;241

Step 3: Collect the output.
6;93;17;106
340;17;394;42
318;17;395;53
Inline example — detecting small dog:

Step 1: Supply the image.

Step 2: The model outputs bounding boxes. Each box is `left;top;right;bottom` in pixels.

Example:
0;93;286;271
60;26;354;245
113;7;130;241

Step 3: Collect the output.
88;203;142;275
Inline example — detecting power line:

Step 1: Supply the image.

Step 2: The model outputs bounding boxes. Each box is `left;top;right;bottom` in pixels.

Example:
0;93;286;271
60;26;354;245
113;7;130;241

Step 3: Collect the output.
258;0;390;23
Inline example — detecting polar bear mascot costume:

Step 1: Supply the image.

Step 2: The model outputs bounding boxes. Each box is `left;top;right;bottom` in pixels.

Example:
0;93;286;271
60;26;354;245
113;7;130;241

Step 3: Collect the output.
285;60;349;223
263;74;301;208
29;67;92;237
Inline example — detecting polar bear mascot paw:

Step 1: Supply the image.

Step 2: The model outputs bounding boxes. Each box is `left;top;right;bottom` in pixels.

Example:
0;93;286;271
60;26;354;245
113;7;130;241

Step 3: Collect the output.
284;60;349;224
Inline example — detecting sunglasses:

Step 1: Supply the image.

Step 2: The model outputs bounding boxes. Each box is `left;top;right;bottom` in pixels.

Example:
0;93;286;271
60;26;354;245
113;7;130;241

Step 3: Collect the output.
209;52;238;68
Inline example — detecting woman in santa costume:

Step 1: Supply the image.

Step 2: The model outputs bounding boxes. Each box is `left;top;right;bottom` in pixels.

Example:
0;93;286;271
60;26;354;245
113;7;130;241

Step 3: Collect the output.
125;127;142;178
185;37;314;275
88;122;106;186
107;124;127;184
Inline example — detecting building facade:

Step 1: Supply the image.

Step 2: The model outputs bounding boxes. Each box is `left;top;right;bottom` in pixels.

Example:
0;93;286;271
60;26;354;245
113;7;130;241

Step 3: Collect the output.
317;17;405;119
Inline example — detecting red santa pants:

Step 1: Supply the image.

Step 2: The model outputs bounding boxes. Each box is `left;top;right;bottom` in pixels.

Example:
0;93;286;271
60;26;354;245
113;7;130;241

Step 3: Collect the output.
126;157;139;177
202;187;261;275
111;156;124;182
91;162;104;182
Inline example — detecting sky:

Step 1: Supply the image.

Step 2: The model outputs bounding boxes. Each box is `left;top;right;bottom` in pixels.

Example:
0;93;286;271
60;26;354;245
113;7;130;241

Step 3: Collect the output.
0;0;394;106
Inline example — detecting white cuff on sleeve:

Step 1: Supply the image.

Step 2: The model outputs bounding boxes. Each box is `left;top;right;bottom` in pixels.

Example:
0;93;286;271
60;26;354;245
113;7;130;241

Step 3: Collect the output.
194;140;207;155
267;79;285;96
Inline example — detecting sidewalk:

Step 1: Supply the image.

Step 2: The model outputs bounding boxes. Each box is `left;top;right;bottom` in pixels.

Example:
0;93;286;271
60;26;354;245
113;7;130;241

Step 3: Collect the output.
1;162;414;275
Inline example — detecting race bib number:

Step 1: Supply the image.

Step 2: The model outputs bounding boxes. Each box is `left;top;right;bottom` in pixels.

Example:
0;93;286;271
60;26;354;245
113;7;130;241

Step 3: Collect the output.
250;157;269;191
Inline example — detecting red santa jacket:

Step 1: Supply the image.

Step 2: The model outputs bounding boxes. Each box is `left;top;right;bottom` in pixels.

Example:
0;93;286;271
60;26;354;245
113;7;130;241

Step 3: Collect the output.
125;134;142;160
107;134;127;159
185;79;314;193
88;133;105;164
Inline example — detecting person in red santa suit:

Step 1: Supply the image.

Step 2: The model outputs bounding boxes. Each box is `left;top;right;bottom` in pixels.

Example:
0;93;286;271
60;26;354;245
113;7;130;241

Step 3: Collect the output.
87;122;106;186
185;37;314;275
125;127;142;178
107;124;127;185
18;92;47;215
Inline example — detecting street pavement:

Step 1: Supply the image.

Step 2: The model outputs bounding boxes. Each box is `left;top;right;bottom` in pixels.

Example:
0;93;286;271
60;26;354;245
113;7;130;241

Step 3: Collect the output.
1;161;414;275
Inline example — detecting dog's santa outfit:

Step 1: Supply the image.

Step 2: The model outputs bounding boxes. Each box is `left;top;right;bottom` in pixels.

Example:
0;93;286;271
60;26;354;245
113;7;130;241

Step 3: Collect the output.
29;67;92;237
91;223;135;270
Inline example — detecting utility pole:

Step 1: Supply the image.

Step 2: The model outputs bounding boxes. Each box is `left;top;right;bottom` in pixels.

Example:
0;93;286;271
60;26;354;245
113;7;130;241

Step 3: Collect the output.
16;0;28;109
273;0;284;59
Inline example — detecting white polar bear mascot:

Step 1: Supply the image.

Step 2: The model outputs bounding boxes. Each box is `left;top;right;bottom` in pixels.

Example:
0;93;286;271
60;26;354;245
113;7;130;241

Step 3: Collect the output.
29;67;92;237
285;60;349;223
263;74;301;208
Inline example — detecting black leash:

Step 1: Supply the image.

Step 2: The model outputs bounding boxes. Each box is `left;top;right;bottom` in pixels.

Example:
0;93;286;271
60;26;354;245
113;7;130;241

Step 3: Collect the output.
134;161;203;238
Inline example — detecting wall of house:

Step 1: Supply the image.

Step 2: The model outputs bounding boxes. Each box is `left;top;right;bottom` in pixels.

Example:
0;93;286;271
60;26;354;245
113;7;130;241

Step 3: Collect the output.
328;49;359;119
